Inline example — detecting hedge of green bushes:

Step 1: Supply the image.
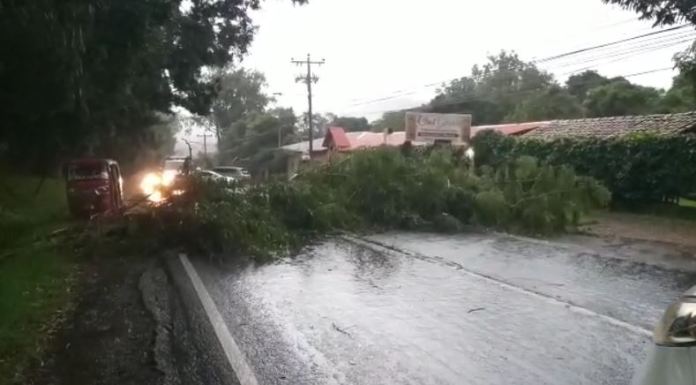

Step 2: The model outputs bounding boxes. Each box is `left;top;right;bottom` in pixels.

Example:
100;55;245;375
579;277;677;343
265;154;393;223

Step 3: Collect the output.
472;130;696;202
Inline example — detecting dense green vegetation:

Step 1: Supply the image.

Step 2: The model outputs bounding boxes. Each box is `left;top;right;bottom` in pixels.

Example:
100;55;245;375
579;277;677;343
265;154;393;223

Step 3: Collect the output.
143;148;610;259
0;177;68;248
605;0;696;114
472;130;696;203
0;176;76;384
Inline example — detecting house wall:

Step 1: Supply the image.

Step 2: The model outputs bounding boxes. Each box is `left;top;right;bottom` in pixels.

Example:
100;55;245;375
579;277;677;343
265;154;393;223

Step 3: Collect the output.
286;153;302;180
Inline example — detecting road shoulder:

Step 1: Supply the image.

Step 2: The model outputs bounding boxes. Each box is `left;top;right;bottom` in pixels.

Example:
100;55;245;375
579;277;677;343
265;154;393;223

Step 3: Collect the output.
26;256;162;385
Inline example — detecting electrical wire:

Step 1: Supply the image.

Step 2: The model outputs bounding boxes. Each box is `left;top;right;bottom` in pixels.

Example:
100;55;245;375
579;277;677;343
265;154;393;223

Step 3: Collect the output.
349;34;694;108
542;34;696;71
532;25;691;63
344;29;694;109
349;31;696;107
542;31;696;70
357;66;675;117
562;39;694;75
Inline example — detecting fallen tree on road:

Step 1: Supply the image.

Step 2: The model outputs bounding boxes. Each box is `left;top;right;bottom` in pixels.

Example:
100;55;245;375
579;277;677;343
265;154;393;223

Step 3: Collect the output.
136;147;610;261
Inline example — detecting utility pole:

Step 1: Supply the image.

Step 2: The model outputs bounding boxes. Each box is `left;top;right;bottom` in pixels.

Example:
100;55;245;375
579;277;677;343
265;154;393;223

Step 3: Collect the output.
272;92;284;148
197;131;214;156
291;54;325;158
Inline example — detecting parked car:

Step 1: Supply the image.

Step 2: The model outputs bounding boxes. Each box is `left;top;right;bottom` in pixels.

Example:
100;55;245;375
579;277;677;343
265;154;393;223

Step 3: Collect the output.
196;169;234;183
212;166;250;181
634;286;696;385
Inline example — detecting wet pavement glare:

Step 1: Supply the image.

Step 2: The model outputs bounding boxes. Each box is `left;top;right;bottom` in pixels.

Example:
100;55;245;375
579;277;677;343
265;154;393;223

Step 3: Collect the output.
194;232;696;385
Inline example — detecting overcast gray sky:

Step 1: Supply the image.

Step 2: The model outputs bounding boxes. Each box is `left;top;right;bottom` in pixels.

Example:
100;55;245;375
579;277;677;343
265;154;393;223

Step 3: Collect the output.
241;0;694;121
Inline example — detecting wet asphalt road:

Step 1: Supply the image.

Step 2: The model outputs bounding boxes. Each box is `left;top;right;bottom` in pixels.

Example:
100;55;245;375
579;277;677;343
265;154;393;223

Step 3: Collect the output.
191;232;696;385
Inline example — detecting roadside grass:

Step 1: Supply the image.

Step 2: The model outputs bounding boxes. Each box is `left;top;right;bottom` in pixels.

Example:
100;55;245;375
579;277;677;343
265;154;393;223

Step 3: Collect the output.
619;199;696;222
0;176;68;249
605;194;696;223
680;197;696;209
0;242;76;384
0;175;77;385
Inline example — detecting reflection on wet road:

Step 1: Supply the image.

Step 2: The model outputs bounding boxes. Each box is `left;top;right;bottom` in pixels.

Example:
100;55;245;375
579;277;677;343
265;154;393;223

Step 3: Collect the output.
193;232;696;385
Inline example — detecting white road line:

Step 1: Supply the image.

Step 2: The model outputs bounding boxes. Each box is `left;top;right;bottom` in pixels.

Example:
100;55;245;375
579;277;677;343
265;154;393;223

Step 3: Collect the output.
342;235;653;338
179;253;260;385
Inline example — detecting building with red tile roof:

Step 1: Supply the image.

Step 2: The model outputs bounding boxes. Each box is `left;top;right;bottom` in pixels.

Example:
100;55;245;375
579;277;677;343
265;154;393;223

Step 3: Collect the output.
283;111;696;159
281;123;536;158
323;126;352;150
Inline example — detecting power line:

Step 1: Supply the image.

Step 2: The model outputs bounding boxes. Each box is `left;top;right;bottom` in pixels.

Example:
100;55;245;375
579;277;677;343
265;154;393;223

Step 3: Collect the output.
342;26;694;112
291;53;325;157
347;38;692;109
562;39;693;75
347;35;689;109
359;67;675;117
347;78;456;107
532;25;691;64
543;31;696;70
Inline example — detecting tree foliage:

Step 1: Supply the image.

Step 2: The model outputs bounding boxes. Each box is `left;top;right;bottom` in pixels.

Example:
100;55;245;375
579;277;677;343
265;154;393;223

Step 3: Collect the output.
566;71;611;102
0;0;303;172
584;78;662;117
371;111;406;132
507;86;584;122
675;41;696;92
297;113;332;140
422;51;693;126
330;116;371;132
475;156;610;231
430;51;555;124
217;107;297;172
602;0;696;25
661;72;696;112
210;68;270;141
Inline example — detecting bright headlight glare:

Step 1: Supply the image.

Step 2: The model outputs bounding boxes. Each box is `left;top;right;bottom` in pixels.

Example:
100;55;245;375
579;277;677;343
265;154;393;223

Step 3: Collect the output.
148;191;163;203
654;298;696;346
140;173;161;195
162;170;177;186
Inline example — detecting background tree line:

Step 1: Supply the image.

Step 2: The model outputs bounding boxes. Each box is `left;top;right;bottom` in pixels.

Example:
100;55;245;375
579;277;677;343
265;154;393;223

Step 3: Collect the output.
372;50;696;131
209;67;373;172
372;0;696;131
215;45;696;169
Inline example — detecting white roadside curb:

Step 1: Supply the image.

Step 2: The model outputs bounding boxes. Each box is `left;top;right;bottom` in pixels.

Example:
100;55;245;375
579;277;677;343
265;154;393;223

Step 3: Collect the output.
178;253;260;385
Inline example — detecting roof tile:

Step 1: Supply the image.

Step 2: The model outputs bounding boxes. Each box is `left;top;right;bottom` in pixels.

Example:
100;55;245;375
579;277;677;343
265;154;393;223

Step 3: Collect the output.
523;111;696;139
